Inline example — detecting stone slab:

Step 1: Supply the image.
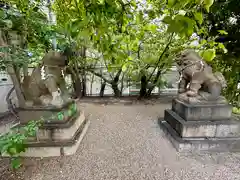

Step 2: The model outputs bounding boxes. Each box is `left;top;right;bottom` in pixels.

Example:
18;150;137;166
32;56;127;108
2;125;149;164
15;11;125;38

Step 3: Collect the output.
172;98;232;121
26;111;83;141
2;119;90;157
19;100;75;111
63;119;90;156
18;146;62;157
164;109;240;138
159;120;240;152
53;111;85;141
18;106;77;124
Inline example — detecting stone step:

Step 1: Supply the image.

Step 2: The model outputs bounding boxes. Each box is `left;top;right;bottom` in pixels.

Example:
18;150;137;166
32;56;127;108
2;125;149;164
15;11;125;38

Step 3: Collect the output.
2;118;90;157
164;109;240;138
172;98;232;121
159;120;240;152
30;111;86;141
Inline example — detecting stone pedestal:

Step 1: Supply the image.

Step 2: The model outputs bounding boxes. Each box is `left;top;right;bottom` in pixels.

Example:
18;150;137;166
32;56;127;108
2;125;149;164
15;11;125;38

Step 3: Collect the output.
159;98;240;152
5;101;90;157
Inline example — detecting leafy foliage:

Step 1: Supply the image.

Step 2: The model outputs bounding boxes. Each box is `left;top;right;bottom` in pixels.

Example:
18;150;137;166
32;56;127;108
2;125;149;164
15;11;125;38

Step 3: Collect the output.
0;120;41;169
233;107;240;115
202;0;240;105
1;0;238;100
0;0;54;70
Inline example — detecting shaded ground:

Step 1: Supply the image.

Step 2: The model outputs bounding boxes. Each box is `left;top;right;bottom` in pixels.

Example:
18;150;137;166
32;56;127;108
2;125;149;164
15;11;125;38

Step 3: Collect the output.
1;100;240;180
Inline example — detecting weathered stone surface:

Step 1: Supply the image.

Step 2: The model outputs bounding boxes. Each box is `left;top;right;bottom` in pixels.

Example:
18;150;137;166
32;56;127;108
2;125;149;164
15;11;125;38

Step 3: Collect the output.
36;129;52;141
63;119;90;156
172;98;232;121
1;118;90;157
176;49;227;101
178;93;227;105
53;111;85;140
19;147;62;157
159;120;240;152
165;109;240;138
18;101;75;124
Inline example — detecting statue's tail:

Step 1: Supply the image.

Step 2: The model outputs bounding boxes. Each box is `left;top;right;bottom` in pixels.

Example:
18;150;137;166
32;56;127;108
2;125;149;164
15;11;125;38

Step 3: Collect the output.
214;72;227;88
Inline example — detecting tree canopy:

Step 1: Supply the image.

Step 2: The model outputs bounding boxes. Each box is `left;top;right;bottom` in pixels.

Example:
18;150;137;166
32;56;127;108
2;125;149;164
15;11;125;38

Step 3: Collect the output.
0;0;238;101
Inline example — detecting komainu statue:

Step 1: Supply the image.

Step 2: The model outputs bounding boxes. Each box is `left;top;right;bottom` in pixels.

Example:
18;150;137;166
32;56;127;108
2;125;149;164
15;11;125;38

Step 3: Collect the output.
22;51;71;107
175;49;227;103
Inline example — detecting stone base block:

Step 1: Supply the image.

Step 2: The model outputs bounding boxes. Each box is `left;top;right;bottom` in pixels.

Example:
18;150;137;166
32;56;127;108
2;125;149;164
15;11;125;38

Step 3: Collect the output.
159;120;240;152
172;98;232;121
2;113;90;157
165;109;240;138
16;119;89;157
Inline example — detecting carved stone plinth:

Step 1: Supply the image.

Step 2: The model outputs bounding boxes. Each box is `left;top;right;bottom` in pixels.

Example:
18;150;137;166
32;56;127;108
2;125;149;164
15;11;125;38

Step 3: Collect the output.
3;101;90;157
159;98;240;152
172;98;232;121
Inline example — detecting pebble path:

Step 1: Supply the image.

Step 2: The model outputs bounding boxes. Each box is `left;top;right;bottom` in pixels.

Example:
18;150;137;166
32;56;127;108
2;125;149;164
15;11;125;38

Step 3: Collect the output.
21;102;240;180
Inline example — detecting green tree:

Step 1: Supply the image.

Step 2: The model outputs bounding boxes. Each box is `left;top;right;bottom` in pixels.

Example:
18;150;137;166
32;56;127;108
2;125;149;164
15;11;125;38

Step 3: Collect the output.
0;0;56;106
202;0;240;105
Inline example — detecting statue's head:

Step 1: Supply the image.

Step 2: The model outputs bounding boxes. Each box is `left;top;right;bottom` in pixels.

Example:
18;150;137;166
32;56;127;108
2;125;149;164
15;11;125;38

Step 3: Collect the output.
42;51;69;67
175;49;203;67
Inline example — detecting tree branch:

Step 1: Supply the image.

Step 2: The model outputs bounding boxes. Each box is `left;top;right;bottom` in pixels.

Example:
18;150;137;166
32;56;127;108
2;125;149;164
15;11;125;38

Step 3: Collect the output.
113;68;122;83
147;33;174;82
88;69;112;84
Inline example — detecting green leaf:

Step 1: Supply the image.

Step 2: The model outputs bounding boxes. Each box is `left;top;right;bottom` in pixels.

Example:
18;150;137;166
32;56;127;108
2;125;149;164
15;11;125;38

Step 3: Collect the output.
11;157;21;169
202;49;216;61
145;24;157;32
107;66;113;72
194;12;203;24
218;43;228;53
122;64;127;72
128;56;133;61
178;10;186;16
3;19;13;28
57;112;64;121
147;10;156;19
167;0;176;7
98;0;105;4
218;30;228;35
8;147;17;156
167;22;180;33
204;0;214;12
162;16;172;24
196;0;204;4
68;110;72;116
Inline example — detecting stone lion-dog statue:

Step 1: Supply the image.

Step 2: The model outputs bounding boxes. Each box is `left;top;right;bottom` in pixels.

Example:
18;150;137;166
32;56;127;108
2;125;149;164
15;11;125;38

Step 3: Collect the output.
175;49;227;103
22;51;71;107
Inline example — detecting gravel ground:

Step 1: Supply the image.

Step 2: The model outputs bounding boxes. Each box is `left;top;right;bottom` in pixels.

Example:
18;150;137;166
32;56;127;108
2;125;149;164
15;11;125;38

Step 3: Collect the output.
2;101;240;180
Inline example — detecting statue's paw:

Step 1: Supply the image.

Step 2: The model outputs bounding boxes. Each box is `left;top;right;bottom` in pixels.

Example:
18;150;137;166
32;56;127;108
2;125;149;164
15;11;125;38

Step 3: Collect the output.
186;90;198;97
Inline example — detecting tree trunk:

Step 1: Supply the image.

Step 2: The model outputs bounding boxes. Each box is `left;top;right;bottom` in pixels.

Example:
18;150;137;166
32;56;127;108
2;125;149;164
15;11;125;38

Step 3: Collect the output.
73;75;82;98
7;65;26;108
81;46;87;97
146;70;162;97
69;66;82;98
120;73;125;96
111;83;121;97
100;81;106;97
111;69;122;97
81;74;86;97
139;74;147;98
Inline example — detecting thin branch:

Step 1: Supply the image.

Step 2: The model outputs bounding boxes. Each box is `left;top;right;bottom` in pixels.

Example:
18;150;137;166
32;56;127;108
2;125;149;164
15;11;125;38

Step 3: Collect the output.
147;33;174;82
114;68;122;83
87;69;112;84
137;41;142;59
